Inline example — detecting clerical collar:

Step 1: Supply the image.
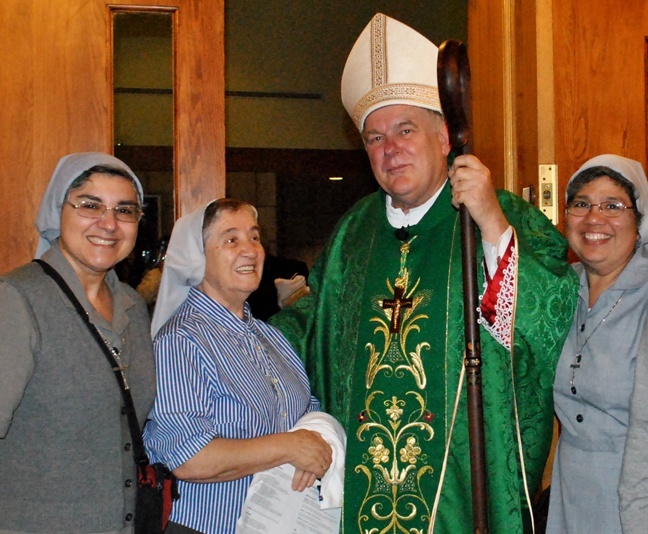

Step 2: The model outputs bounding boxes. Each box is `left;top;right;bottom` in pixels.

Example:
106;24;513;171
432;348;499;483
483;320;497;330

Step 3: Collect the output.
385;179;447;228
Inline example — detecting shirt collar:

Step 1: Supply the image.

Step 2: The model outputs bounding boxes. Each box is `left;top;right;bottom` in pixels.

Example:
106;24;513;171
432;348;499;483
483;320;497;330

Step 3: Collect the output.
385;179;447;228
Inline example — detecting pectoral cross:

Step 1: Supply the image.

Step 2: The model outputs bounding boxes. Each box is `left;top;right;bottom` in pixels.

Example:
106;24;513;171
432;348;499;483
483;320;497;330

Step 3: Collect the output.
382;285;413;334
111;347;130;390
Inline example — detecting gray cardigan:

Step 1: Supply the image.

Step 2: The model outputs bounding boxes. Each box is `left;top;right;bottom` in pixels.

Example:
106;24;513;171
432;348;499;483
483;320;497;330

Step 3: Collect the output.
0;243;156;533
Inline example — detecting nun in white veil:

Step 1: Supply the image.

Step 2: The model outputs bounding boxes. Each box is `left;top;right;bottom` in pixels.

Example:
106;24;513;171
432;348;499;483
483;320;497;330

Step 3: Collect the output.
547;154;648;534
143;198;338;534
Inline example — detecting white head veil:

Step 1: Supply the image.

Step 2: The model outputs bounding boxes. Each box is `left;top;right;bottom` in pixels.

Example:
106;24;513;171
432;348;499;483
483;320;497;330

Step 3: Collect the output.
35;152;143;258
566;154;648;243
150;200;216;337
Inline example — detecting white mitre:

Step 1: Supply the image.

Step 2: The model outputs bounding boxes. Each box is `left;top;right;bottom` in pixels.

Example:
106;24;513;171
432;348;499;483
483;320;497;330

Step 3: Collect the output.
341;13;442;131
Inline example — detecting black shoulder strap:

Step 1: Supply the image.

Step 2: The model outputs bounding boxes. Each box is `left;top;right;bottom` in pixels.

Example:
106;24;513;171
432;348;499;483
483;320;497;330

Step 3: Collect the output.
33;259;149;467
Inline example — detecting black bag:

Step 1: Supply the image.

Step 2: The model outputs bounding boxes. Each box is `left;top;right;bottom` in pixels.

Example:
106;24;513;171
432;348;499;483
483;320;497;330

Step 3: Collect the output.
136;463;178;534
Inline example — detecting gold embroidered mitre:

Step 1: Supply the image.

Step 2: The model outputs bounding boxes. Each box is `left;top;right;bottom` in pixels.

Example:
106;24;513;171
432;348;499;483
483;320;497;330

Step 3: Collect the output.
340;13;442;131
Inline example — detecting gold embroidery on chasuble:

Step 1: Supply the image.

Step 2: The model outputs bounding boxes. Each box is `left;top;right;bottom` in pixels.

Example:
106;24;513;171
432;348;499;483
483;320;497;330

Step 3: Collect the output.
356;237;438;533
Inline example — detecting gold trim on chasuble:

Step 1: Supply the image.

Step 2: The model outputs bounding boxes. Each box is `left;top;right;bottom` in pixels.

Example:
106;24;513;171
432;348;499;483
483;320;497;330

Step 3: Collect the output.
355;230;457;534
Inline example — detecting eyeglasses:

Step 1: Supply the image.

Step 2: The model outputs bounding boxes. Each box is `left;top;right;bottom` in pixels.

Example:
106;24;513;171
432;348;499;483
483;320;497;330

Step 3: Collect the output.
565;200;634;218
66;200;142;223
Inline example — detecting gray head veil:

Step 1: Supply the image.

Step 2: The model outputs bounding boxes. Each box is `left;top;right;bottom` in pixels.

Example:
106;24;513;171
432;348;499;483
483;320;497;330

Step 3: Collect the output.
566;154;648;244
150;200;216;337
34;152;143;258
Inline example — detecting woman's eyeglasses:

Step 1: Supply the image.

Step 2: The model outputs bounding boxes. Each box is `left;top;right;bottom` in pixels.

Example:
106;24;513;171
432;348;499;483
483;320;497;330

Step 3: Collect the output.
565;200;634;218
66;200;142;223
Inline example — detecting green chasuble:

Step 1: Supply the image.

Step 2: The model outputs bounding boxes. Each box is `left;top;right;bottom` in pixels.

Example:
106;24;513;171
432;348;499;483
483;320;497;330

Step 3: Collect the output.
271;183;578;533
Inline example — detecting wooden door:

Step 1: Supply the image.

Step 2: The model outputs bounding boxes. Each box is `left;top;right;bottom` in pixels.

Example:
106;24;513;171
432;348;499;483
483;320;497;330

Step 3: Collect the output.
468;0;648;232
552;0;648;193
0;0;224;273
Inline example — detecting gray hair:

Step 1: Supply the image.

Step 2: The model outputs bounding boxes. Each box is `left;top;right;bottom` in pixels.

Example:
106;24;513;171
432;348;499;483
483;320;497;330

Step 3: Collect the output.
202;198;259;244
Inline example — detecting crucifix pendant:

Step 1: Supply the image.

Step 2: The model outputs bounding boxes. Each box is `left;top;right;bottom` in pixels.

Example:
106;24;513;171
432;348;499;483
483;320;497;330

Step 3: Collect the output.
570;354;582;369
111;347;130;390
382;284;413;333
569;354;581;395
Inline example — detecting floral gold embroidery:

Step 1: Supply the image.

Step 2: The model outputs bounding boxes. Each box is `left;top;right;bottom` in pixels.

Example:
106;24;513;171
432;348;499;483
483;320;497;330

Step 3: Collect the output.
356;390;434;534
386;395;403;421
353;235;444;533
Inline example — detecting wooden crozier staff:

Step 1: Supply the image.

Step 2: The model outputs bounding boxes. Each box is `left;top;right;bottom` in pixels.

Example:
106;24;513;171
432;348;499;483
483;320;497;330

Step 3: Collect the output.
437;39;489;533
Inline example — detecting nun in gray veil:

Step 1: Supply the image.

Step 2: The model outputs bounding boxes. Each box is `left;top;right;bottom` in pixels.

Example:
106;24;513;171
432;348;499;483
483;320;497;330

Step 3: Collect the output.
547;154;648;534
0;152;156;532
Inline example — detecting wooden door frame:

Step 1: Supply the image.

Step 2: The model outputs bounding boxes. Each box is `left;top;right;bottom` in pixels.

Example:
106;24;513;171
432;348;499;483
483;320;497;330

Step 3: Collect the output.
0;0;224;273
469;0;555;214
108;1;224;218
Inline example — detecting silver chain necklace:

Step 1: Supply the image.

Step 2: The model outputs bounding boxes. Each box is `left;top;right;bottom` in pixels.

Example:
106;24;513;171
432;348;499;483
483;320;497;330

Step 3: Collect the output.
569;291;625;395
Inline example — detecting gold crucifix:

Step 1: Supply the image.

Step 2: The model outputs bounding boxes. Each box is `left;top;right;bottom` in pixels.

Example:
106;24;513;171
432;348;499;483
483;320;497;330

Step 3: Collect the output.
382;284;413;333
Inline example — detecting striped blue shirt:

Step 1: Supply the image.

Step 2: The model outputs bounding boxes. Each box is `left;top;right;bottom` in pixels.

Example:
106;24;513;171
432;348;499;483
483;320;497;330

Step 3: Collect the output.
143;287;320;533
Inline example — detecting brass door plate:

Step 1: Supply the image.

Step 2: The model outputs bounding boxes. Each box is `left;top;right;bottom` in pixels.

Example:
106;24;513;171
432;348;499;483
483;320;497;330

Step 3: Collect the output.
539;164;558;225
